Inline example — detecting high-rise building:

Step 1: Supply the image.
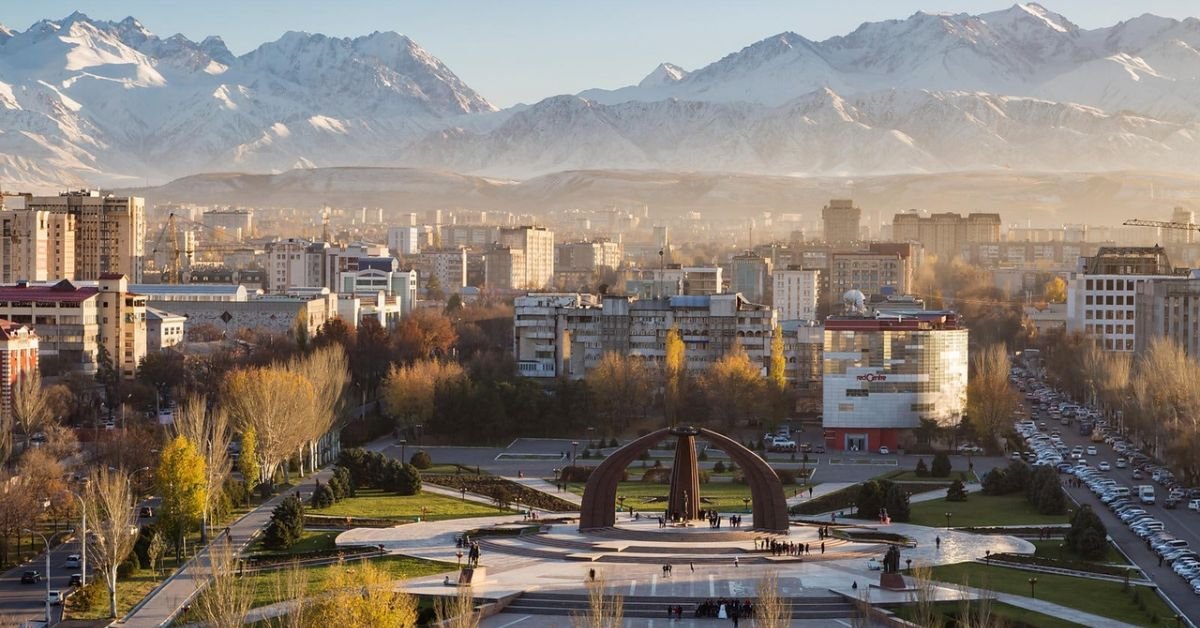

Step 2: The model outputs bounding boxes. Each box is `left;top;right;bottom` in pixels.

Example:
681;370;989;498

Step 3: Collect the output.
773;267;820;322
731;253;771;303
822;199;861;244
484;246;526;291
387;226;421;256
828;251;911;302
0;209;76;283
201;209;253;241
21;191;145;282
1133;275;1200;358
823;311;967;452
891;212;1001;259
0;319;38;427
1166;207;1196;245
499;226;555;290
1067;246;1183;352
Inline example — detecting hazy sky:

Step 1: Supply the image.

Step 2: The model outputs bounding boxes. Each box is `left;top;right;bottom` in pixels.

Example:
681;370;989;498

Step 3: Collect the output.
4;1;1198;106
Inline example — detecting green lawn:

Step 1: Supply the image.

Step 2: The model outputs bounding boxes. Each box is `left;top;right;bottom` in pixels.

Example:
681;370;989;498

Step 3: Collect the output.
565;481;775;510
312;488;510;521
909;494;1070;527
892;600;1084;628
250;530;338;557
1031;539;1128;565
884;469;978;483
926;563;1175;626
246;555;454;608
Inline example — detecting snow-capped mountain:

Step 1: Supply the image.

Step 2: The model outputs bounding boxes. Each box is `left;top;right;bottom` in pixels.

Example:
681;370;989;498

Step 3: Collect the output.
6;4;1200;187
0;12;493;188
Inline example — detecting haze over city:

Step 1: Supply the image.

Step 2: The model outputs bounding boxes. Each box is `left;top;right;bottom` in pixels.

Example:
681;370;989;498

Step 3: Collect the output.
0;3;1199;627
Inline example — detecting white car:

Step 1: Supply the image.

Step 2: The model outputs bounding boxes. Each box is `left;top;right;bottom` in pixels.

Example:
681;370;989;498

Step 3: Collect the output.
867;557;882;570
1098;462;1111;471
64;554;81;569
48;590;64;605
1086;446;1098;455
1116;458;1128;468
878;446;890;455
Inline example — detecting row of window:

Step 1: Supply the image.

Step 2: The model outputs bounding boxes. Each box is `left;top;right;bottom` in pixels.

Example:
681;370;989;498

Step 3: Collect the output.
1085;295;1135;305
1085;278;1146;291
1086;324;1134;335
1084;309;1132;320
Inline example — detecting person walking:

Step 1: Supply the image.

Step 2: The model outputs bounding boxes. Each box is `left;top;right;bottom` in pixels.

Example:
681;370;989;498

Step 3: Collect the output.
935;536;941;549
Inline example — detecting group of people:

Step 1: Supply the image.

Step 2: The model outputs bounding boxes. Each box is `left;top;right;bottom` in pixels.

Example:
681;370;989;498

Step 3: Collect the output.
762;538;823;557
703;510;726;528
693;598;754;620
455;534;482;567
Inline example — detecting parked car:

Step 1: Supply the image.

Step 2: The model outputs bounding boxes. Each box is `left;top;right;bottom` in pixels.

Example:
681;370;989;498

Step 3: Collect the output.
878;446;890;455
139;507;154;518
69;574;82;587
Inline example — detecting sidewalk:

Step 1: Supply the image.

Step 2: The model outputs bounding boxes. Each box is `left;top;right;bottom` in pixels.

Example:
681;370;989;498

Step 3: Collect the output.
119;438;391;627
503;476;582;506
786;481;854;507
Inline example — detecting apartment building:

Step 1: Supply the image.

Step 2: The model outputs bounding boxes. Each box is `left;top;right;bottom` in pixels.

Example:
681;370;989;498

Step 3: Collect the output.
201;209;253;241
0;209;75;283
822;199;861;243
1066;246;1185;352
1133;273;1200;357
892;212;1001;259
772;267;820;322
731;253;771;303
622;265;724;299
146;307;186;352
1;191;144;282
499;226;555;290
0;319;38;427
828;251;911;302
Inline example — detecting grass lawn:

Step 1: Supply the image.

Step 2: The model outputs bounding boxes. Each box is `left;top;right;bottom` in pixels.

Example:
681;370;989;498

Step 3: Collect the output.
250;530;338;557
565;481;780;510
884;469;978;483
1031;539;1129;565
245;555;455;608
312;488;509;521
892;600;1083;628
909;494;1069;527
925;563;1174;626
66;571;159;620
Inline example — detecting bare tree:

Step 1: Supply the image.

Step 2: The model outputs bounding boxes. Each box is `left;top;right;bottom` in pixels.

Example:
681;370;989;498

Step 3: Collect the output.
223;366;316;487
753;570;790;628
571;575;624;628
908;562;938;628
265;560;312;628
192;541;253;628
289;345;348;474
11;370;50;453
966;344;1019;448
172;395;232;542
147;529;167;581
84;467;138;619
434;585;481;628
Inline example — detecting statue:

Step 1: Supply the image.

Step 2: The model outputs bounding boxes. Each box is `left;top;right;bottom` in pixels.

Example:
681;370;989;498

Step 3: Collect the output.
883;545;901;573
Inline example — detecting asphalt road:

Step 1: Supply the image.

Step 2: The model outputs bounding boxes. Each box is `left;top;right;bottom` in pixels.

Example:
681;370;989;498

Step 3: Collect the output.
1039;417;1200;621
0;533;80;626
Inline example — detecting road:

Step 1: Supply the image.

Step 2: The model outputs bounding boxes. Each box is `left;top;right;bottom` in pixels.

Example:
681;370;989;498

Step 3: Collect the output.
1045;420;1200;621
0;533;80;626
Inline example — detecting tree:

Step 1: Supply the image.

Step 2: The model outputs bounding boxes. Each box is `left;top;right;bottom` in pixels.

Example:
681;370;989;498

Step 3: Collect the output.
192;541;253;628
571;575;624;628
946;479;968;502
699;343;765;428
930;452;952;478
981;468;1006;496
313;317;356;351
223;366;316;488
1066;505;1108;560
11;369;51;452
426;274;445;300
588;353;653;430
382;360;465;429
752;571;790;628
238;427;259;490
965;344;1019;447
913;458;928;478
664;326;685;426
84;467;138;619
855;480;886;520
410;450;432;469
311;560;417;627
768;326;786;392
289;346;348;474
263;494;305;550
435;585;481;628
393;309;457;362
147;529;167;581
266;560;312;628
172;395;232;543
884;483;911;522
1042;277;1067;304
155;435;208;560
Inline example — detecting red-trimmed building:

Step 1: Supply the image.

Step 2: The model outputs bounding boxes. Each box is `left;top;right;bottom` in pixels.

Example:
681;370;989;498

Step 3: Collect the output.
822;311;968;452
0;319;38;425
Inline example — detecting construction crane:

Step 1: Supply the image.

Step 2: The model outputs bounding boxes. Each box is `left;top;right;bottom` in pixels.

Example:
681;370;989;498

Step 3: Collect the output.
1123;218;1200;234
150;213;248;283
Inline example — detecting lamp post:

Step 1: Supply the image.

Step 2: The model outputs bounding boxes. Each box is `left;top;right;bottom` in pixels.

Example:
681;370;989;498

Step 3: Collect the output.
399;439;408;463
25;529;50;624
414;424;423;445
71;492;88;586
743;497;751;514
985;549;991;566
1028;576;1038;599
617;495;626;513
944;512;952;529
571;441;579;467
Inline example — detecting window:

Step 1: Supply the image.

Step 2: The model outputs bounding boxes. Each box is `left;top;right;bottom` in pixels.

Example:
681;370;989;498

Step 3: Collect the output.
846;389;868;397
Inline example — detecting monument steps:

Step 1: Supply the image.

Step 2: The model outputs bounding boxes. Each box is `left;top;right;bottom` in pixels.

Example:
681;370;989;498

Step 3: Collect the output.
587;526;788;543
502;592;856;619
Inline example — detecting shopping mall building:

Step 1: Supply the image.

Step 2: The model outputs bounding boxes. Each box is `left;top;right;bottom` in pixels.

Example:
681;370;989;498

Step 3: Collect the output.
822;311;968;452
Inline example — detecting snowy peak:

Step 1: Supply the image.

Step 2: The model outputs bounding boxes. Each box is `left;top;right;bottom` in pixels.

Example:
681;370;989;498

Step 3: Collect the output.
639;63;688;87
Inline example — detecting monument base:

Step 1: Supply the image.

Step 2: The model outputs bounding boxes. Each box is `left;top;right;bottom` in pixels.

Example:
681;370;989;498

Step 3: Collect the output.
879;572;907;591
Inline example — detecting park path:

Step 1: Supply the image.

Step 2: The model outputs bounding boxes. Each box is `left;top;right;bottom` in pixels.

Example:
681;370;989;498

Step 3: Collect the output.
504;476;582;506
119;438;392;627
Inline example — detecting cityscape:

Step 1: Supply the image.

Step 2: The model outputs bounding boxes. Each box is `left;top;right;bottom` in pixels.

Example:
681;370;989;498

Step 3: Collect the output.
0;2;1199;627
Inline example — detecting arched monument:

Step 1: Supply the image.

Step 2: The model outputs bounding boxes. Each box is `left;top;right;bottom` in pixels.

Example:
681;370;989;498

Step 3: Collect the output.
578;426;790;532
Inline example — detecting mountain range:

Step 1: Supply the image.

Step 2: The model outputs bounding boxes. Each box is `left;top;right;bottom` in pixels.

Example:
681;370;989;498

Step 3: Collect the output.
4;4;1200;189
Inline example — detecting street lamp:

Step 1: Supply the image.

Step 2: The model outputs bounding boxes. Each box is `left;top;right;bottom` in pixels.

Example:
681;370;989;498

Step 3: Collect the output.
414;424;423;445
399;439;408;463
1028;576;1038;599
71;492;88;587
743;497;751;514
985;549;991;566
571;441;579;467
618;495;626;513
25;528;50;624
944;512;952;529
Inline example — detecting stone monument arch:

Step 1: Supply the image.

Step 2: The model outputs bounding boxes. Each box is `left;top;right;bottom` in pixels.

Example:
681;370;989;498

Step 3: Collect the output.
578;426;790;532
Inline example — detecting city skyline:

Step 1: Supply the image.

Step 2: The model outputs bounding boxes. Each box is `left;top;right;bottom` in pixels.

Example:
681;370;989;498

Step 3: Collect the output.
0;1;1196;106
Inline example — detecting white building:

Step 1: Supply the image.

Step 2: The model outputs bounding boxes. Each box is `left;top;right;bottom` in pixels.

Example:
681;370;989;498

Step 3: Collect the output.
498;226;555;290
1066;246;1182;352
146;307;186;352
772;268;820;322
387;226;420;256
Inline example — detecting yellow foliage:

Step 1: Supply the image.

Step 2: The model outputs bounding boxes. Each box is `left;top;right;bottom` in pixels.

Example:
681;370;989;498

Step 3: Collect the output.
155;435;208;542
312;560;417;627
382;360;465;427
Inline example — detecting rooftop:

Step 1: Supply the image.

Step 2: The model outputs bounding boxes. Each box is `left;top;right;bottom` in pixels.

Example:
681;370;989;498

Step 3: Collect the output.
0;280;99;303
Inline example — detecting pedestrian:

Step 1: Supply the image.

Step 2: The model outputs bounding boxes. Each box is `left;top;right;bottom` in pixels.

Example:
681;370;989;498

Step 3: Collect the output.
821;541;825;554
734;556;739;568
809;486;814;498
935;536;941;549
690;561;695;572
